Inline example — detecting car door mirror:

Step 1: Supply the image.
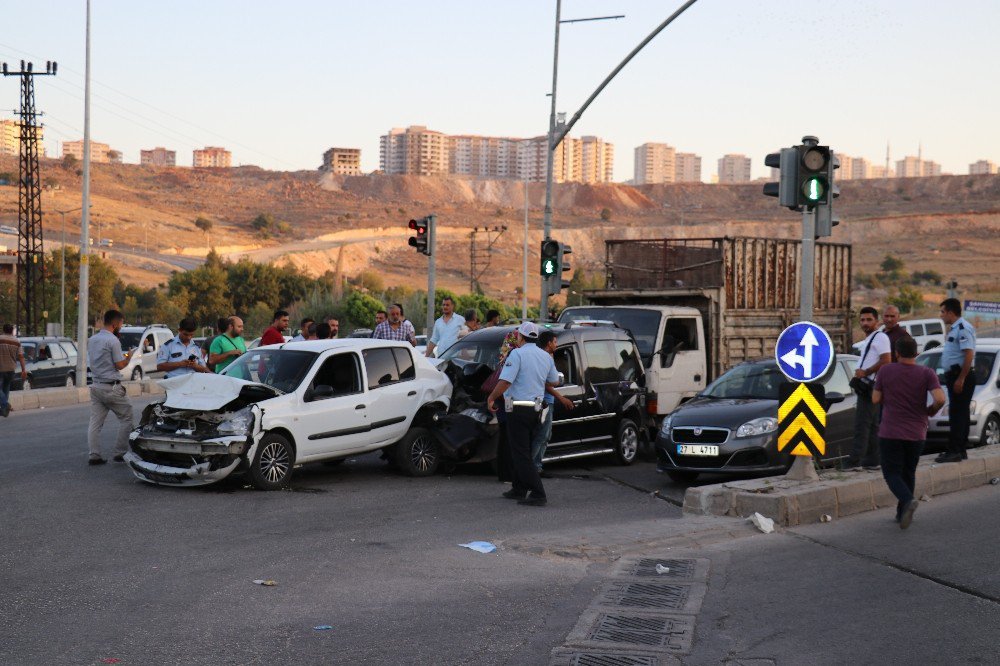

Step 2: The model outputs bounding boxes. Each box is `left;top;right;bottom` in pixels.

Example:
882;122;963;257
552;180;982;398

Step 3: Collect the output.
557;371;565;386
307;384;335;402
825;391;846;406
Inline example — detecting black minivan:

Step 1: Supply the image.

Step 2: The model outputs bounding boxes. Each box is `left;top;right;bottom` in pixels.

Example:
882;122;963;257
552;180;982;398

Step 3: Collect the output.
437;323;648;465
12;337;79;390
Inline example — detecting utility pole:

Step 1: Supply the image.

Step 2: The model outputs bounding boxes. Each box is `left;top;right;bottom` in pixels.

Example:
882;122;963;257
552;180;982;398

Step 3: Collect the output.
2;59;57;335
76;0;92;382
522;180;529;320
425;214;437;336
469;225;506;293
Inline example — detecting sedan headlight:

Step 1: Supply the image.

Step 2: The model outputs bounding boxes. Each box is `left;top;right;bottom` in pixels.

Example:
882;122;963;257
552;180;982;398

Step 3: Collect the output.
659;414;675;437
217;407;254;436
736;417;778;438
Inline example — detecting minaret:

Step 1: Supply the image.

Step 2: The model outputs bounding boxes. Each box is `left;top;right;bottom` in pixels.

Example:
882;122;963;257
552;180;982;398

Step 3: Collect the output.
885;141;891;177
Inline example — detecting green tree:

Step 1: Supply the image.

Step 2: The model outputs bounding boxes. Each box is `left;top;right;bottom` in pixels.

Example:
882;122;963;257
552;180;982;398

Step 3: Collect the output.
889;285;924;314
43;248;121;329
167;250;233;326
351;270;385;293
194;216;214;247
880;254;904;272
342;291;385;330
600;207;612;221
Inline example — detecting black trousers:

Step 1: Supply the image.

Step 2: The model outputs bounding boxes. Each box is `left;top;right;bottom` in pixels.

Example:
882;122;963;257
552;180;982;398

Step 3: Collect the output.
946;369;976;456
879;438;924;518
496;419;513;483
505;406;546;498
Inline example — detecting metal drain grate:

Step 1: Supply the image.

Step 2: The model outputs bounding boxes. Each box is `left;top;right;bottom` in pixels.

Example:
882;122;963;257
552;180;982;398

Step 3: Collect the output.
627;558;697;578
599;581;692;610
572;654;658;666
589;613;693;650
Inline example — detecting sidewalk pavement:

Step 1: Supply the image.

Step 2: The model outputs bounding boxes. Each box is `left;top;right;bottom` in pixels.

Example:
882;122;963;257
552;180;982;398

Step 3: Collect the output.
683;445;1000;526
4;379;164;413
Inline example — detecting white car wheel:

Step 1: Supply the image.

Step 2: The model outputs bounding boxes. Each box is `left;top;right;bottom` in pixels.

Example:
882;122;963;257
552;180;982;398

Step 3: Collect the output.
982;414;1000;448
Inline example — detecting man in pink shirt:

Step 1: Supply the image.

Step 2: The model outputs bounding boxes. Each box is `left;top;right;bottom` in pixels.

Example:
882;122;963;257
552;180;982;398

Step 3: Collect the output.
873;337;945;529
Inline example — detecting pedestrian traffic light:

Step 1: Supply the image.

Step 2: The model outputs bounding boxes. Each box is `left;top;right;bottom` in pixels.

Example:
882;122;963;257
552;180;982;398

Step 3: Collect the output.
540;239;559;277
556;242;572;292
796;144;832;208
408;217;430;255
762;147;799;210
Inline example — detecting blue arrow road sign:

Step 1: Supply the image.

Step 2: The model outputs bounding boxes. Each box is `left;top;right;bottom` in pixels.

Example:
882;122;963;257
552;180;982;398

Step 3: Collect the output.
775;321;835;383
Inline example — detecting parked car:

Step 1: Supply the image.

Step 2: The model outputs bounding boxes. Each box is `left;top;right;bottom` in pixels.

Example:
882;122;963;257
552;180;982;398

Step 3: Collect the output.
917;341;1000;448
348;328;374;338
853;318;946;355
11;337;79;390
436;323;649;466
246;335;292;350
124;339;453;489
655;355;859;483
0;224;17;235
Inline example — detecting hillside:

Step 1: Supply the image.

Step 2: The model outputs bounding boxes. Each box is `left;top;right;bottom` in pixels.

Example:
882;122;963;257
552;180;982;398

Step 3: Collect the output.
0;154;997;306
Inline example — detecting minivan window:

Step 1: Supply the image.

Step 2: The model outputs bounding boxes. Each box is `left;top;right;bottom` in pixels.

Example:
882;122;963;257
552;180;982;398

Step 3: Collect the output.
583;341;619;385
909;324;924;337
613;340;643;382
824;361;852;395
553;345;579;386
925;322;943;335
558;308;661;364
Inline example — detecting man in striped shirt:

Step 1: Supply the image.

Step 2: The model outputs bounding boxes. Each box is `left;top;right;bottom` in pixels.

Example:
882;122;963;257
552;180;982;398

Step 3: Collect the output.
372;304;416;345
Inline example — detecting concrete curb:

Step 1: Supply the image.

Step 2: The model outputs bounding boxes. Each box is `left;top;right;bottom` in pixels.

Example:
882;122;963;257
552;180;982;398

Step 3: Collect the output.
5;379;165;413
683;445;1000;527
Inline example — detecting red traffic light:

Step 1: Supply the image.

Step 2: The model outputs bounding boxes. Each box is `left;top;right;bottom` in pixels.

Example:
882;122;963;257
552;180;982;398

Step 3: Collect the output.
408;218;427;235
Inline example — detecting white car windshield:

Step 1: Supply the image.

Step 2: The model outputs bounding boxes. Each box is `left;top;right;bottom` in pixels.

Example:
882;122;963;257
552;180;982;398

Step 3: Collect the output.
221;349;317;394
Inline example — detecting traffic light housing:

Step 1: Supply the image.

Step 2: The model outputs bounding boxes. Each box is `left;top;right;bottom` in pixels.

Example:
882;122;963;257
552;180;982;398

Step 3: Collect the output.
540;239;559;277
796;144;832;208
556;242;572;292
814;152;841;237
408;217;430;255
763;147;799;210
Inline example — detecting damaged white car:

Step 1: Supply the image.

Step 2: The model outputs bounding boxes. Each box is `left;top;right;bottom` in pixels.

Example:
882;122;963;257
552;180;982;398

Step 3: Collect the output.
124;339;452;489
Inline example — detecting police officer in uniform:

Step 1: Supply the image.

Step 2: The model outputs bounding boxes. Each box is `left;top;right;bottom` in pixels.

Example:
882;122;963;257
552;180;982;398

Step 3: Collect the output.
157;317;211;379
937;298;976;463
487;322;559;507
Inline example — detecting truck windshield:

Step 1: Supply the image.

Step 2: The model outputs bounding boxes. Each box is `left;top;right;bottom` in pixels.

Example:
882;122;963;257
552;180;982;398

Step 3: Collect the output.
558;307;661;364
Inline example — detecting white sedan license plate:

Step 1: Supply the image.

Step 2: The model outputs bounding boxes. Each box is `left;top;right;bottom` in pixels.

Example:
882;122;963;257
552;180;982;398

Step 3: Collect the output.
677;444;719;457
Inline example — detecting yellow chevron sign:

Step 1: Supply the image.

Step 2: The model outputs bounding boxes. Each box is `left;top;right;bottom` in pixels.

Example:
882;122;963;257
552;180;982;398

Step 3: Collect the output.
777;382;826;457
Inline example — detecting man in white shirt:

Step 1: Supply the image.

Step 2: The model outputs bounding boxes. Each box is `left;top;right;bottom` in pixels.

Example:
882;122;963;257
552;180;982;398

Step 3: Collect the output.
846;306;891;471
425;297;465;358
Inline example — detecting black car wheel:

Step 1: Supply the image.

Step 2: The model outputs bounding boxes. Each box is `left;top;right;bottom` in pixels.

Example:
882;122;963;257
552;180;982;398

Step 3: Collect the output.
131;367;143;381
613;418;640;466
249;433;294;490
666;470;699;483
394;427;439;477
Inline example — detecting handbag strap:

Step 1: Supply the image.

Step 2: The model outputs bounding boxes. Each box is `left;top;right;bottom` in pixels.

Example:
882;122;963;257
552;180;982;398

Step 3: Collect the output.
859;332;877;379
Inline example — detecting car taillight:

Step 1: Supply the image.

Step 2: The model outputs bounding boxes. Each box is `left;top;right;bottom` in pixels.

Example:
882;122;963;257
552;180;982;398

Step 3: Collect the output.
646;397;658;415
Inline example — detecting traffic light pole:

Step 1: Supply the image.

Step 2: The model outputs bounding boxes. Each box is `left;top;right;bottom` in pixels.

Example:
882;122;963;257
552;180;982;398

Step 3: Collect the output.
788;205;820;481
426;214;437;337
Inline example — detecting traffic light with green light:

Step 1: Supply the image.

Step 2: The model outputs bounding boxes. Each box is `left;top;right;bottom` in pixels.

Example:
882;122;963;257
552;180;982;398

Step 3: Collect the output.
796;144;832;208
540;239;559;277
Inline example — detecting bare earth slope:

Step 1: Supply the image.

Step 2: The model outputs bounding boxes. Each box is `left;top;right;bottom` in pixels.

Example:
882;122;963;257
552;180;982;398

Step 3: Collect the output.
0;155;996;300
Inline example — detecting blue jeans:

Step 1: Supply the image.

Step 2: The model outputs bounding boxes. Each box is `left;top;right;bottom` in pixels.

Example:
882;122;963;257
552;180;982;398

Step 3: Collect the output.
530;404;553;471
0;371;12;410
879;438;924;518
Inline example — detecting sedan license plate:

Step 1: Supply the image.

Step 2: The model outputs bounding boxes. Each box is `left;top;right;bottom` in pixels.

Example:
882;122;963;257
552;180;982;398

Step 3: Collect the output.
677;444;719;457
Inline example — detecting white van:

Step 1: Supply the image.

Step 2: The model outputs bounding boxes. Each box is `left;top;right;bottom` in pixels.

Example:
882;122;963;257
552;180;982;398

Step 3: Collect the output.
853;318;946;355
117;324;174;380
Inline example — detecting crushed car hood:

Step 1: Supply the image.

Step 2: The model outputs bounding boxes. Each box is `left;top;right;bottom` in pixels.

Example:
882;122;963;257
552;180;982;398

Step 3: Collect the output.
157;373;282;411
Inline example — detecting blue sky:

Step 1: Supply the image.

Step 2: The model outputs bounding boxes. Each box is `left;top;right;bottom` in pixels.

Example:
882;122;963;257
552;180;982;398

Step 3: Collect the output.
2;1;997;181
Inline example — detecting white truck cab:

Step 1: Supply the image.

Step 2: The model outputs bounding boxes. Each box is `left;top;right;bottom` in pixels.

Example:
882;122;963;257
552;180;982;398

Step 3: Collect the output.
559;305;707;419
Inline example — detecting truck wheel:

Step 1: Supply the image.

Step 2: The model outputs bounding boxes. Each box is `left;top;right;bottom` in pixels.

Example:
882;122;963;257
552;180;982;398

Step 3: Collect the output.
613;418;640;465
131;367;143;381
667;470;699;484
249;433;294;490
394;427;439;477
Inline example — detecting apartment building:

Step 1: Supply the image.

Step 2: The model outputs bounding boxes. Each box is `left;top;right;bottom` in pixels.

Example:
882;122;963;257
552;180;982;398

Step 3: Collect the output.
62;139;113;163
580;136;614;183
717;154;752;184
140;147;176;167
193;146;232;168
322;147;362;175
969;160;996;175
675;153;702;183
869;165;893;179
634;143;676;185
896;156;941;177
0;119;44;156
379;125;613;183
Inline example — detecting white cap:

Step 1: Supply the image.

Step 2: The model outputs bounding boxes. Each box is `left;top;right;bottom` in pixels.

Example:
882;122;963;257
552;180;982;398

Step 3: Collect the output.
517;322;539;339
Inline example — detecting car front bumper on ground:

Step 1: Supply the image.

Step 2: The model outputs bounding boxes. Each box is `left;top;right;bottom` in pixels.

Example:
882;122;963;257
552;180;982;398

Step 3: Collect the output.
654;429;788;475
126;432;254;487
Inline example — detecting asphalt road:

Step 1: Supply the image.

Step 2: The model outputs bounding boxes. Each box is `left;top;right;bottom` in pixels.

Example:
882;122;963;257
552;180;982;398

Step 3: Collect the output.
4;399;999;665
